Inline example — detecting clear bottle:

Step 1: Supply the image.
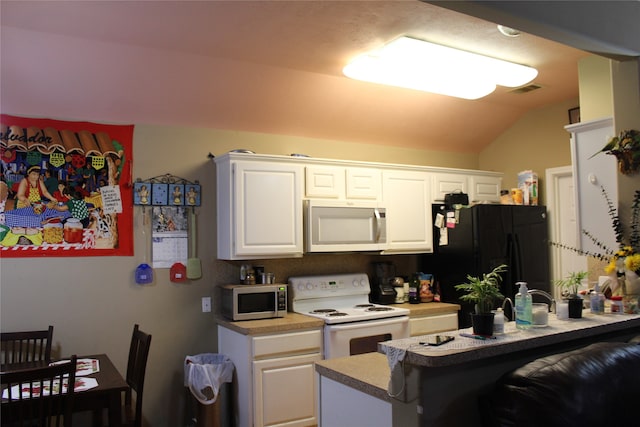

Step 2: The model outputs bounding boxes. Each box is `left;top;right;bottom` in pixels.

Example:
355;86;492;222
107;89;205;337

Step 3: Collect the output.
492;308;505;334
408;274;421;304
590;283;605;314
515;282;532;329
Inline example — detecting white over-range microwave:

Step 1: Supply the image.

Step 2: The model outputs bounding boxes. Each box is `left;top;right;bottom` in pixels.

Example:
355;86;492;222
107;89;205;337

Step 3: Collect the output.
304;200;387;253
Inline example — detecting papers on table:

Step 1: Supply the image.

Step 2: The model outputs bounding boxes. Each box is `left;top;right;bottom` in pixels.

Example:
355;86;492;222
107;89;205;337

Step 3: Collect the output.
50;358;100;376
1;358;101;400
2;377;98;400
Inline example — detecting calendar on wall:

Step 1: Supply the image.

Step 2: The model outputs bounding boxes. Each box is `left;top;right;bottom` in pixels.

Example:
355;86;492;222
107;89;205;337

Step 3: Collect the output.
150;206;188;268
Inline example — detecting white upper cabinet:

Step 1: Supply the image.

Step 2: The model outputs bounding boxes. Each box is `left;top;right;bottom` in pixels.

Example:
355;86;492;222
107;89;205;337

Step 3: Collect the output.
432;172;502;203
432;173;469;201
382;169;433;253
468;175;502;203
216;154;304;260
305;165;380;201
215;153;503;259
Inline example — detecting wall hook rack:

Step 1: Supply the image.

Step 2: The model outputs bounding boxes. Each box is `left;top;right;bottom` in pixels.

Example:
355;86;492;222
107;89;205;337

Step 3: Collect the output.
133;173;201;207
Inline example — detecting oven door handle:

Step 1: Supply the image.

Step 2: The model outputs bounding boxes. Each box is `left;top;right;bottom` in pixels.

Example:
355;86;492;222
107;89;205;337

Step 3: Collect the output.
326;316;409;330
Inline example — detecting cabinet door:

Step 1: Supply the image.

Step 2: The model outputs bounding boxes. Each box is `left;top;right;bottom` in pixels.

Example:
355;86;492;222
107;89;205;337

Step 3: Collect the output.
345;167;381;200
409;313;458;336
382;170;433;253
469;175;502;202
305;165;381;200
305;165;344;199
254;353;321;427
234;161;303;258
432;173;468;202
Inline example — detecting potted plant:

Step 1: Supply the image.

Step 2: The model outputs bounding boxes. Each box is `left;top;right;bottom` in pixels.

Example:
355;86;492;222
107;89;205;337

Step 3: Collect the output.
591;129;640;175
455;264;507;336
553;271;588;318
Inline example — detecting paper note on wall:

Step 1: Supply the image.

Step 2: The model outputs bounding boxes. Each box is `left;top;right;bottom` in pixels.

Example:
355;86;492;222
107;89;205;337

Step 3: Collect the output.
99;185;123;214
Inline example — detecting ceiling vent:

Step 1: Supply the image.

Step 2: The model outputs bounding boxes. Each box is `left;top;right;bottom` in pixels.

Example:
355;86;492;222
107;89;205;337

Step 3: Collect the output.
509;84;542;94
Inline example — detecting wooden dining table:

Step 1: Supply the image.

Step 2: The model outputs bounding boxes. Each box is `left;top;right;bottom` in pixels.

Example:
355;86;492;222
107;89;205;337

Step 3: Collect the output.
1;353;129;427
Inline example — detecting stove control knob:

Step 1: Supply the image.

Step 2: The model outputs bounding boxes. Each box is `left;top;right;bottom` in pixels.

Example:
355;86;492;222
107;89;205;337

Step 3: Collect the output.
297;283;306;292
306;282;314;290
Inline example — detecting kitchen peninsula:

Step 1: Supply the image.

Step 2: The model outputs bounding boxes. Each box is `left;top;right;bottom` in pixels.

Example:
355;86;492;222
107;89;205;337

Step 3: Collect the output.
317;313;640;427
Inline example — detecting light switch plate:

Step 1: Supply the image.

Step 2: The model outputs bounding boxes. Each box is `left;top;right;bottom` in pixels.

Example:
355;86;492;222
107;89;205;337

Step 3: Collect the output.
201;297;211;313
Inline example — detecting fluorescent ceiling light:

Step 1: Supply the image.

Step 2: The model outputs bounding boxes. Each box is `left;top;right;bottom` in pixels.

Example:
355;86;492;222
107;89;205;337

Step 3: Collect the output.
343;37;538;100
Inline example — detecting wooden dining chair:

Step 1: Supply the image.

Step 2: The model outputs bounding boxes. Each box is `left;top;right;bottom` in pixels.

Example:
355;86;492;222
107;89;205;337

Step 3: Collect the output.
1;326;54;368
123;324;152;427
1;354;77;427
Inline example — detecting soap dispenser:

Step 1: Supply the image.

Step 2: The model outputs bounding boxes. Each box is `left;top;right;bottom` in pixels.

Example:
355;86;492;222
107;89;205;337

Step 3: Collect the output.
515;282;532;329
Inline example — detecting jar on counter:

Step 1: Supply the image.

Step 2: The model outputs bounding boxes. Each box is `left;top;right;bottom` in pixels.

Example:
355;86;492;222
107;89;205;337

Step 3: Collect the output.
244;269;256;285
63;218;83;244
611;296;623;314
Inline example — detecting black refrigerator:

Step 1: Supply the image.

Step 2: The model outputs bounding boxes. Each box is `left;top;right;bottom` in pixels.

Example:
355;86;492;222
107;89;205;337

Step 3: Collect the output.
428;204;550;328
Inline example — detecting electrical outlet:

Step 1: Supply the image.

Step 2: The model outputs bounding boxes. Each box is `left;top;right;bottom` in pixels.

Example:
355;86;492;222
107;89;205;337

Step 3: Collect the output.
201;297;211;313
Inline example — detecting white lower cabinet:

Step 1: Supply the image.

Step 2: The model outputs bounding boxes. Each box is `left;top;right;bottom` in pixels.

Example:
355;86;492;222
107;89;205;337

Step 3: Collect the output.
218;326;322;427
409;312;458;336
254;353;320;427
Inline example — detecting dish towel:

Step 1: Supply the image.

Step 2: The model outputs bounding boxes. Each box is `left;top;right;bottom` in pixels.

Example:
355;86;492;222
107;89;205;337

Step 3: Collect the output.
381;336;417;372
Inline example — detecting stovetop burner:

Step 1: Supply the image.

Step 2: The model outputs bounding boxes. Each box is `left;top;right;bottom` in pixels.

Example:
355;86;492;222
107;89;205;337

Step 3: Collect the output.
354;304;375;308
289;273;410;324
311;308;338;314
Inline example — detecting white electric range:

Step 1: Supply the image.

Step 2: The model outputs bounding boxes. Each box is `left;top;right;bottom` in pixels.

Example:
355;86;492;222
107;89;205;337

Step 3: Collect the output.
289;273;410;359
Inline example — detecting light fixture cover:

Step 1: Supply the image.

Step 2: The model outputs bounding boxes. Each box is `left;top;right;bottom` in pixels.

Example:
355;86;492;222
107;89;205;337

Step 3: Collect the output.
343;37;538;99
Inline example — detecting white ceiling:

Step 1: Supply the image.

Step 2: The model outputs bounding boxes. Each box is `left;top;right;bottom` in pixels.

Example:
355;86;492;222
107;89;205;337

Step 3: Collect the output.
0;1;600;153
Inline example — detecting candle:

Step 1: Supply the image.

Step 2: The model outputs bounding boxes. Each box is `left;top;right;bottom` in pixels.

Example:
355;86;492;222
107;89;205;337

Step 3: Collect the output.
532;303;548;326
556;302;569;320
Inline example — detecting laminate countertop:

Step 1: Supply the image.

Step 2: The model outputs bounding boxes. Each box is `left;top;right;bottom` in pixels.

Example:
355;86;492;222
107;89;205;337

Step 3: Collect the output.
315;352;392;402
216;302;460;335
380;311;640;368
316;312;640;402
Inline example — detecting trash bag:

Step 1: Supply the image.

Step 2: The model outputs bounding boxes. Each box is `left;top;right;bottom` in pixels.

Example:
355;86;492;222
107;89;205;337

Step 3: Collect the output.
184;353;234;405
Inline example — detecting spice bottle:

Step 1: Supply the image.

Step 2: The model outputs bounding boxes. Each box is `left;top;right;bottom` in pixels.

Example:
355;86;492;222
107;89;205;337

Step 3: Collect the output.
408;274;421;304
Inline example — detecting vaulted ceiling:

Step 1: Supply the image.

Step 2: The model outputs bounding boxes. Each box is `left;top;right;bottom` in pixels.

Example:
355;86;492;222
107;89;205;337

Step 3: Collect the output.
2;1;627;154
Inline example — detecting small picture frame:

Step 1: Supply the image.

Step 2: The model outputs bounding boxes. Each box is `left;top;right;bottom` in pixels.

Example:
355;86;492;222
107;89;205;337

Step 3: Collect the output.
568;107;580;124
185;184;201;207
151;183;168;206
169;184;184;206
133;182;151;205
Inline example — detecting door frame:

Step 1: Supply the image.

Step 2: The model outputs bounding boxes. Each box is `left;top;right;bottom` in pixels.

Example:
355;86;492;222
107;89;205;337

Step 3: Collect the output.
545;166;588;296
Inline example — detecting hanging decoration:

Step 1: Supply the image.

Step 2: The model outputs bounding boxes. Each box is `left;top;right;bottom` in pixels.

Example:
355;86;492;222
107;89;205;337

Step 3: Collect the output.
0;114;134;258
134;174;201;207
133;174;201;279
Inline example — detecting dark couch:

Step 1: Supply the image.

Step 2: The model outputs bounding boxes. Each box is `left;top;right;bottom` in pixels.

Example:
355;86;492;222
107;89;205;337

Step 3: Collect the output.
483;341;640;427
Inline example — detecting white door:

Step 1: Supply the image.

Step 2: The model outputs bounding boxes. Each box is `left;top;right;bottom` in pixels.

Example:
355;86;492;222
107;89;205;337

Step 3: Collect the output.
546;166;588;298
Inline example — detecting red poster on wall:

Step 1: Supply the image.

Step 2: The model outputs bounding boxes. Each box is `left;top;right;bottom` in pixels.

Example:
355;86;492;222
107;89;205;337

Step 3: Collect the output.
0;114;134;257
